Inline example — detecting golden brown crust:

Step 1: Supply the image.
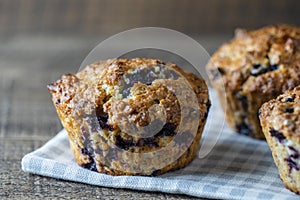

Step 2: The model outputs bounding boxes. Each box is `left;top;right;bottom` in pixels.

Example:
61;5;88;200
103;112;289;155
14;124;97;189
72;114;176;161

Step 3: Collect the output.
48;58;210;175
260;86;300;143
259;86;300;194
206;24;300;139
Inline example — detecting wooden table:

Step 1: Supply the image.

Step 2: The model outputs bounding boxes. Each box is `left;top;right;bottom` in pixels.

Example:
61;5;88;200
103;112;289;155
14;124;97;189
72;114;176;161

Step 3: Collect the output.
0;34;226;199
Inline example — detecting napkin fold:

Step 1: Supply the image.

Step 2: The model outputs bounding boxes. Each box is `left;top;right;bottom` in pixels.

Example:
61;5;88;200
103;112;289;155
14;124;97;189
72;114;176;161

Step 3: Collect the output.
22;91;298;200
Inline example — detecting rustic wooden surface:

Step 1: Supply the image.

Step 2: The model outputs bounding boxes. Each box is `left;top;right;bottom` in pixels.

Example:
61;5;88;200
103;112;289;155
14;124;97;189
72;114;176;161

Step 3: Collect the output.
0;34;225;199
0;0;299;36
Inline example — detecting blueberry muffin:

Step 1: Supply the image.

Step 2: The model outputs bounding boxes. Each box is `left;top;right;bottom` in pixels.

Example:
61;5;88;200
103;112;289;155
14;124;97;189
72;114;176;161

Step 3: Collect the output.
206;24;300;139
259;86;300;194
48;58;210;176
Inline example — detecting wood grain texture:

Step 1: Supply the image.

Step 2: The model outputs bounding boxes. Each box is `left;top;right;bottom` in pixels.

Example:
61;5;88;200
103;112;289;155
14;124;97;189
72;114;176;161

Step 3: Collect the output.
0;0;299;35
0;35;226;199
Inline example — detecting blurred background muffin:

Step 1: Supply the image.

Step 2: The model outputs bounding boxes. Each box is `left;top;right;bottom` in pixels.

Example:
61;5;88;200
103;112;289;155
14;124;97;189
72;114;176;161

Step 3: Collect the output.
206;24;300;139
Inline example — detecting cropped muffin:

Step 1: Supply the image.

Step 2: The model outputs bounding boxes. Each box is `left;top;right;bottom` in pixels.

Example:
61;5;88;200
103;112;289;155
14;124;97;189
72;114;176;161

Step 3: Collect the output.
259;85;300;194
48;58;210;176
206;24;300;139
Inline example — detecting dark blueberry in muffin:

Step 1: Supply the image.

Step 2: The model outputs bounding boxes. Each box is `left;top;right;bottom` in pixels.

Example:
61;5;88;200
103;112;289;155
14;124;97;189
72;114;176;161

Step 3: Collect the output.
236;121;253;136
81;161;98;172
250;64;280;76
80;147;90;155
115;135;134;151
284;157;299;173
285;108;294;113
56;99;61;104
289;146;300;159
285;97;294;102
217;67;226;75
269;128;286;143
284;145;300;173
236;92;248;110
121;65;180;97
151;169;162;176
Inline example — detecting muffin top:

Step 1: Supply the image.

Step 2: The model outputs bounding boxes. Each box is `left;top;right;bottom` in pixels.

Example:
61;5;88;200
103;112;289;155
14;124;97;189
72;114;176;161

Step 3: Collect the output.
48;58;210;153
207;24;300;94
260;85;300;143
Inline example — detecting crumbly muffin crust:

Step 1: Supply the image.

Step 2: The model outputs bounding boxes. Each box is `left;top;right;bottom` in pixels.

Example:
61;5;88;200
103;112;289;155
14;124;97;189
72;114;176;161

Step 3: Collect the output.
259;86;300;194
206;24;300;139
48;58;210;175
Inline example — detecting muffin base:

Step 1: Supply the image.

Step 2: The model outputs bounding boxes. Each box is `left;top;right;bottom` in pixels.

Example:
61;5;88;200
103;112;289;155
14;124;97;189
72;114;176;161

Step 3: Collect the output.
261;124;300;194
